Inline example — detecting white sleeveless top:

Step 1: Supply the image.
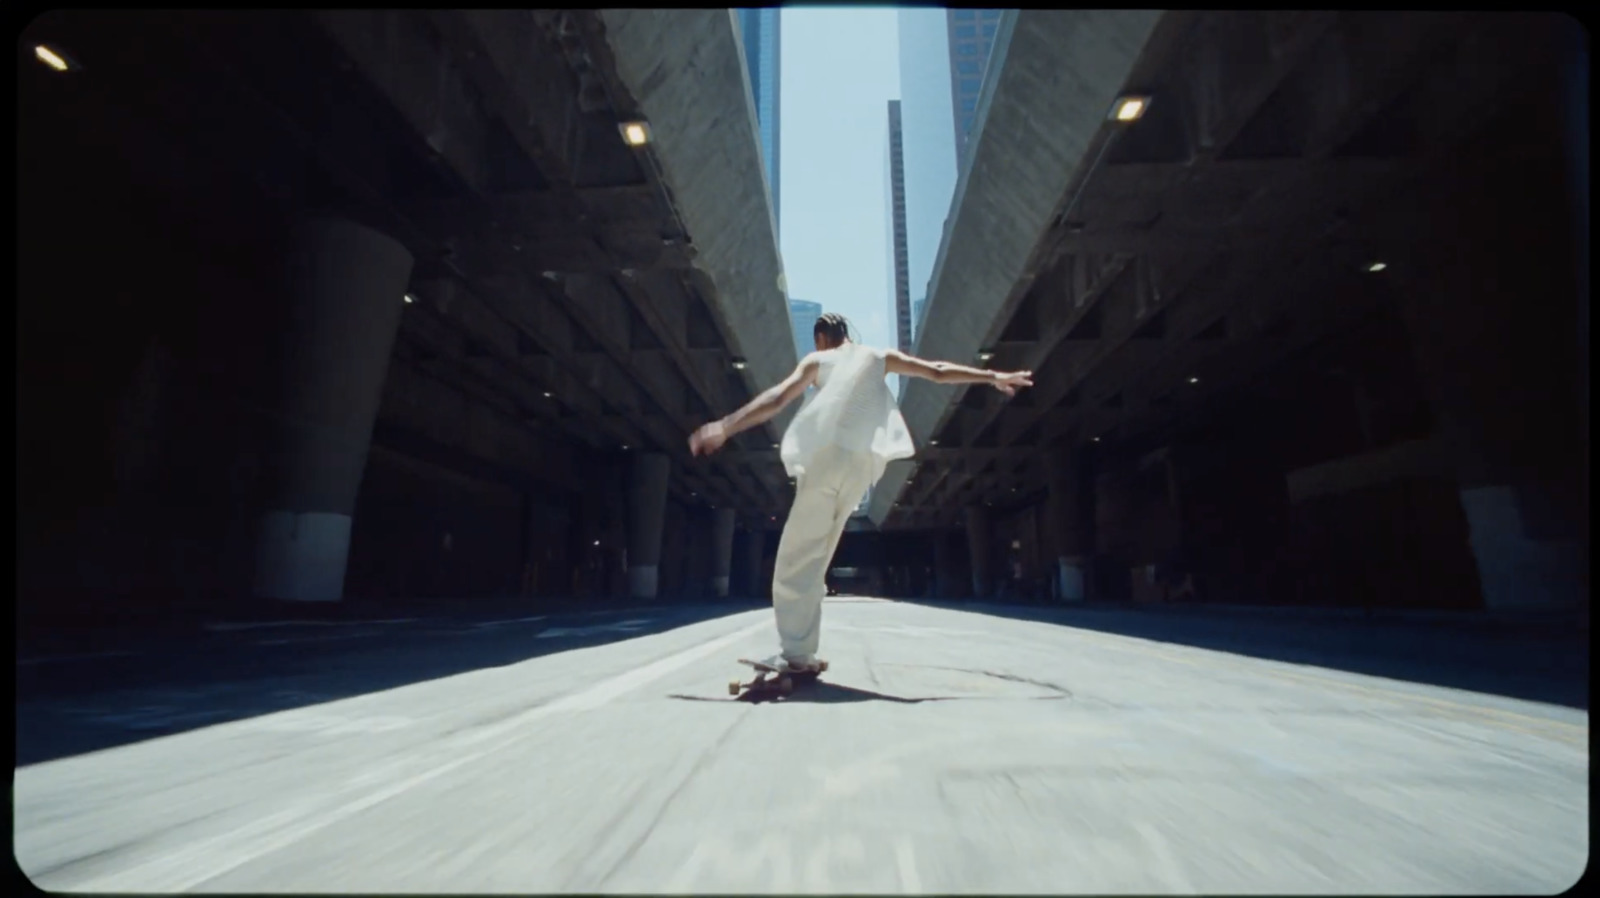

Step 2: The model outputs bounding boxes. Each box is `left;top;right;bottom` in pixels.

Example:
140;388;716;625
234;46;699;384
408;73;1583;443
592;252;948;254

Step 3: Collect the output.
779;342;915;483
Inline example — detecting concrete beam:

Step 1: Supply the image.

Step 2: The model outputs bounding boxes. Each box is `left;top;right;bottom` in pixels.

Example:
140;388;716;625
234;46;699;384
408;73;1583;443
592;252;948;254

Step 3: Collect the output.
594;10;799;444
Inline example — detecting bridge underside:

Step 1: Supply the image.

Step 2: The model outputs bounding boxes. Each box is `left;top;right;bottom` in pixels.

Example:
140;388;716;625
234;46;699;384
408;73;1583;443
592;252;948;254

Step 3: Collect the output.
18;10;797;614
872;11;1587;611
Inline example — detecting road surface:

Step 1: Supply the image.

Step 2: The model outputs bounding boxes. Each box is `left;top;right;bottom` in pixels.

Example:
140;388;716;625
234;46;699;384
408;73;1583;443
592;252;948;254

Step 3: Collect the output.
15;599;1588;893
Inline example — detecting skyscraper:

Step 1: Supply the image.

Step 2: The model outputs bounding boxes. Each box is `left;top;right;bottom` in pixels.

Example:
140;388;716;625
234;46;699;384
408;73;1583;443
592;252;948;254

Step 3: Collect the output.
735;9;782;233
884;101;912;354
896;8;960;350
788;299;821;364
945;8;1004;168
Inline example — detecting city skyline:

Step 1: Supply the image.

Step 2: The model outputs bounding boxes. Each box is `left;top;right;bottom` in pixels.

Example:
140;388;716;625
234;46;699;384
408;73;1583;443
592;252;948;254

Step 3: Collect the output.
896;7;962;349
736;8;782;236
945;8;1004;168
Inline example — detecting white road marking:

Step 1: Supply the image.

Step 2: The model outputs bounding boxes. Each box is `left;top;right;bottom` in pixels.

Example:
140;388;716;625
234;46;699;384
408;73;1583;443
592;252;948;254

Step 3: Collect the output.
469;615;548;628
256;633;370;646
17;651;138;667
537;620;653;640
63;620;768;893
205;618;418;632
894;836;923;894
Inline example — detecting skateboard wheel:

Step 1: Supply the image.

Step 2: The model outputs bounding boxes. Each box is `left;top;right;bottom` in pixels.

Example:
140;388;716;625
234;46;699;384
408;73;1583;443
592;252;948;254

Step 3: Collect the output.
729;680;741;695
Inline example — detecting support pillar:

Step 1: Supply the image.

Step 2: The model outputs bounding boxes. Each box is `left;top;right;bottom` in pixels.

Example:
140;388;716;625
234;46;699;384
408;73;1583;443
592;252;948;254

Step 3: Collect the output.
741;526;765;597
965;506;992;598
253;217;413;602
626;453;671;600
934;530;961;598
1392;111;1586;610
710;507;736;597
1045;448;1095;602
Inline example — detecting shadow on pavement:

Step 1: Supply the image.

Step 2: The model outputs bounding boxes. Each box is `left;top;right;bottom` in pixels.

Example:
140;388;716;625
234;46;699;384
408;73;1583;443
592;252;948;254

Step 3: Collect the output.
888;599;1590;711
669;681;945;705
15;600;764;767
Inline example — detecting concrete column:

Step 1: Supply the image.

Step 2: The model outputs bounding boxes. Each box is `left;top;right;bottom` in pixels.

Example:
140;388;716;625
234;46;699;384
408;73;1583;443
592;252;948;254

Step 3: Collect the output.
1044;449;1094;602
965;506;992;598
1394;152;1585;610
253;217;412;602
709;507;736;597
626;453;671;599
741;526;766;597
932;531;959;597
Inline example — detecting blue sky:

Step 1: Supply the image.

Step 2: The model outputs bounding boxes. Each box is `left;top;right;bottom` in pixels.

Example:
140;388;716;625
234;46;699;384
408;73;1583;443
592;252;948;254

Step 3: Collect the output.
778;7;900;361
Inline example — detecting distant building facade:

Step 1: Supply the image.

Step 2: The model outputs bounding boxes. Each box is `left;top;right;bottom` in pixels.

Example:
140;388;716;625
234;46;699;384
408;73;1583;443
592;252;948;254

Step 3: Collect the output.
945;8;1004;168
885;100;913;353
735;9;782;234
788;299;822;363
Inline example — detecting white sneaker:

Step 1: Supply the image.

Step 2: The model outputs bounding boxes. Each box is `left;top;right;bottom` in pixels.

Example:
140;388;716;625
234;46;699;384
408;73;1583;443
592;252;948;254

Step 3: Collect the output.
762;654;818;673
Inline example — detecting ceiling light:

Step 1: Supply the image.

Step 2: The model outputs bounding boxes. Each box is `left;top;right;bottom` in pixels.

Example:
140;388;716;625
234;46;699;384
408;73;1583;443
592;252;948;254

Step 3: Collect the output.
403;294;416;304
543;392;553;398
930;439;939;446
34;45;74;72
1093;437;1101;443
1189;376;1200;384
621;444;630;450
619;120;652;147
1109;95;1150;123
1366;261;1387;273
594;540;601;547
977;350;995;362
731;358;748;371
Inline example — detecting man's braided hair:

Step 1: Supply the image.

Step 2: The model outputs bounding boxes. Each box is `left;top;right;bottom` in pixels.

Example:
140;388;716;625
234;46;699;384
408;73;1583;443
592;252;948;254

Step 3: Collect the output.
813;312;853;347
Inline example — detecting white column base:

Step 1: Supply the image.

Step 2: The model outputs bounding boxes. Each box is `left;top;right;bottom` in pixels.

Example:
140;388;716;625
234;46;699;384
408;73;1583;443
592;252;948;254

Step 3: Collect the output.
253;511;351;602
1460;486;1585;609
1056;558;1086;602
629;564;659;600
711;575;730;598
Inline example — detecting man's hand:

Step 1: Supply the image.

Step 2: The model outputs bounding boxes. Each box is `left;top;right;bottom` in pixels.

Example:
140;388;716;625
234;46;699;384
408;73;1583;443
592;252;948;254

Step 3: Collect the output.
991;370;1034;397
689;420;729;457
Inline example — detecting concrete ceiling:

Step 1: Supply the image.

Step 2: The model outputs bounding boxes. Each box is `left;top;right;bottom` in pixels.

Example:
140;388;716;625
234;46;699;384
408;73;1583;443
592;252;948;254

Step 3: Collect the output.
24;10;798;519
873;10;1560;530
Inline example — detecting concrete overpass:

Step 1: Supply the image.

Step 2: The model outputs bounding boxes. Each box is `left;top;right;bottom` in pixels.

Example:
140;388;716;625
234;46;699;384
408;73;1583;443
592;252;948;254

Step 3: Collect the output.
18;10;800;611
870;12;1586;611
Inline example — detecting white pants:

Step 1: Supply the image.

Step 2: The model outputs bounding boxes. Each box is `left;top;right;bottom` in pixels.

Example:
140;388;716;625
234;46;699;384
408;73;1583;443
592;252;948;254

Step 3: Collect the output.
772;445;877;662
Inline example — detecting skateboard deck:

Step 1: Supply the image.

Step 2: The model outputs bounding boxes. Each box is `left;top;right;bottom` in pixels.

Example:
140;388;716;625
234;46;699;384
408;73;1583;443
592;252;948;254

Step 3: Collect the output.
729;658;828;697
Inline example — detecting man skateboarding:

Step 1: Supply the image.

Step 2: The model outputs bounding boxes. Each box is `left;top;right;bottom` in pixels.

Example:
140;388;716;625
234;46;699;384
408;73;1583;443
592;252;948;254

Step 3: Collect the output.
689;312;1033;673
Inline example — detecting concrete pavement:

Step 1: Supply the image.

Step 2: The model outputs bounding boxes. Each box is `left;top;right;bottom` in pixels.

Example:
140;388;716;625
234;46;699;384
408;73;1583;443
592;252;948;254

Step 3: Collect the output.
16;598;1588;893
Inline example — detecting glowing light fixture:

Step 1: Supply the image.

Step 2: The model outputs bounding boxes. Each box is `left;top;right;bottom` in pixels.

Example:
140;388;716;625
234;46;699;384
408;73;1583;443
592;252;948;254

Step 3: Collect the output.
1189;376;1200;384
618;120;652;147
731;358;748;371
35;45;73;72
1366;261;1388;273
977;350;995;362
403;294;416;304
543;392;553;398
1110;94;1150;123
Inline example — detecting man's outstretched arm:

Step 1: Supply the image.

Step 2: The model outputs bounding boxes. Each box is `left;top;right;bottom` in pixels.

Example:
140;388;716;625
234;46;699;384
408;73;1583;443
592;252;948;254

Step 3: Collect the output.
690;355;820;456
885;349;1033;395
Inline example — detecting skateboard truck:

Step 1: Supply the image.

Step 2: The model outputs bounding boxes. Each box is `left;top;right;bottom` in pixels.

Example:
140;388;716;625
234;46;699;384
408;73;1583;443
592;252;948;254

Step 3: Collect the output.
729;658;829;696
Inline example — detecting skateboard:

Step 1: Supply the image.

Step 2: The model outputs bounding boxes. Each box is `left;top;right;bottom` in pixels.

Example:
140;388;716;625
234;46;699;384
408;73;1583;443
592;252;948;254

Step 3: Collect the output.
729;658;828;697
